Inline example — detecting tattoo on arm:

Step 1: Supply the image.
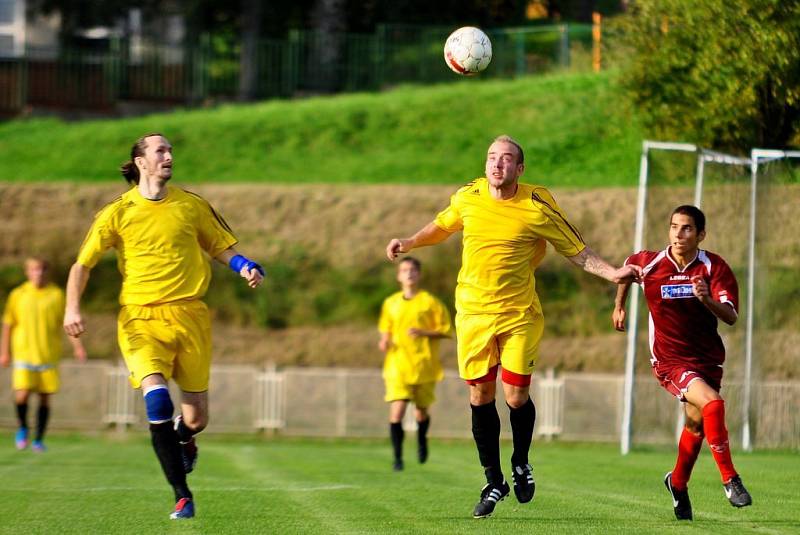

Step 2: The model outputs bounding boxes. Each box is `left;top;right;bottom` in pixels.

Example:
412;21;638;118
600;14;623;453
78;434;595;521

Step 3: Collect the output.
571;247;613;279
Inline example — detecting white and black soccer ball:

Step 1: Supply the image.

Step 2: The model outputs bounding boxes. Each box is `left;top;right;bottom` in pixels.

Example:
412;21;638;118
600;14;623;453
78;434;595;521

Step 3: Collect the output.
443;26;492;76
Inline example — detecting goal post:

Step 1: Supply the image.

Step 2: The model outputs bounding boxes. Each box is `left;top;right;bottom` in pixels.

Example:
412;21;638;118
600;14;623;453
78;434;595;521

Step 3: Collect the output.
621;140;753;455
621;140;697;455
742;149;800;451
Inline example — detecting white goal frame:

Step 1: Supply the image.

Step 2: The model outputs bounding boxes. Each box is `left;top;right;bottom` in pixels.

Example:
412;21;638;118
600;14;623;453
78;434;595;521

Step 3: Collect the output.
621;140;753;455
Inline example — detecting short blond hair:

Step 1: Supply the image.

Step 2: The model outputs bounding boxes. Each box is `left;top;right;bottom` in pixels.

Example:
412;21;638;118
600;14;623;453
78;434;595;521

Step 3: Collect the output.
492;135;524;164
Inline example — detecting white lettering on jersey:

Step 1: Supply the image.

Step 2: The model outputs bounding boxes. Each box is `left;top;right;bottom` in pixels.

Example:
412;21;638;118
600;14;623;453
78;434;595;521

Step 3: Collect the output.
661;284;694;299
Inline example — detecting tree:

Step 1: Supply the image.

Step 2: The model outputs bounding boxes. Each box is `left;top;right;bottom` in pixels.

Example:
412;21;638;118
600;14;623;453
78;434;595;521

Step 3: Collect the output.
615;0;800;151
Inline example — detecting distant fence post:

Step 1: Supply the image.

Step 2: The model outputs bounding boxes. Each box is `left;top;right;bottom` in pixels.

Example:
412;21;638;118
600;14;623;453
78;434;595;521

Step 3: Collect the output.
285;30;301;95
559;24;570;68
103;363;138;432
374;24;387;88
592;12;602;72
537;368;564;439
189;34;210;104
515;30;526;76
336;368;348;436
254;363;286;430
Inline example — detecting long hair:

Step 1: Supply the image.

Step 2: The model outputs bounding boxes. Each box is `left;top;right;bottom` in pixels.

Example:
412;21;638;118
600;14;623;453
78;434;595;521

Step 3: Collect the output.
120;132;163;184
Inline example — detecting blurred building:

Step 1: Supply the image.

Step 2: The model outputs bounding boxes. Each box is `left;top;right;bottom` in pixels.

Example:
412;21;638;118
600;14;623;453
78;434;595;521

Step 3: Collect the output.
0;0;59;57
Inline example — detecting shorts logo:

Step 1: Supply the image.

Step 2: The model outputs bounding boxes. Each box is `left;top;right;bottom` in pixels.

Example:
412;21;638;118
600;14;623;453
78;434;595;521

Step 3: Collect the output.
661;284;694;299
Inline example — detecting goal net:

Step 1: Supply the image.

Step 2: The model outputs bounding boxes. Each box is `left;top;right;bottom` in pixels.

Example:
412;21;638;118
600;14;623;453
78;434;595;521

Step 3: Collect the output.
619;141;797;453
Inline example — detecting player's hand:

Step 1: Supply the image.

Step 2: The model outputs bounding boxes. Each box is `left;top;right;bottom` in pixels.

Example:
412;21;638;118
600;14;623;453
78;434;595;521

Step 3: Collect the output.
612;307;626;332
378;338;392;352
385;239;411;261
241;266;264;288
691;275;710;301
63;310;86;338
612;264;642;284
0;353;9;367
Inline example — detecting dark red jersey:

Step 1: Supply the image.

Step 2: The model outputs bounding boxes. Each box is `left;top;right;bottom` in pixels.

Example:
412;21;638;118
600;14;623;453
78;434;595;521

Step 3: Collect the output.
625;247;738;368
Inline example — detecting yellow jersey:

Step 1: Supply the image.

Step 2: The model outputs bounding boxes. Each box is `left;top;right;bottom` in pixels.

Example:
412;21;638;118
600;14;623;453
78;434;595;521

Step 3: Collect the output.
2;282;65;365
77;187;238;306
378;290;451;385
434;178;585;315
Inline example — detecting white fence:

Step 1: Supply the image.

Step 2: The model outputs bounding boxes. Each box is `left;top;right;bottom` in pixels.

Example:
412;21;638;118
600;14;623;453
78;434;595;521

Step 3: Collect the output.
0;361;797;449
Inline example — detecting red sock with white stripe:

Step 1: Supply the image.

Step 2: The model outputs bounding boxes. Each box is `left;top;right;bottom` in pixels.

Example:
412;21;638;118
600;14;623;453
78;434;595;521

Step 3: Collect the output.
671;427;703;490
702;399;737;483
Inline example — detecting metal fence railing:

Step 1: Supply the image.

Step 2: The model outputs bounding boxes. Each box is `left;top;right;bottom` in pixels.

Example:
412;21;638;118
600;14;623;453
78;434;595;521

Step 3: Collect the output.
0;362;797;449
0;24;593;115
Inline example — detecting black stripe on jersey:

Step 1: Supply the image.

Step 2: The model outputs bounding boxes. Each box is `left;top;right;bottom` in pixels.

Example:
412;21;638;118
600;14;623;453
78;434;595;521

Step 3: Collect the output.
531;191;585;246
183;189;235;233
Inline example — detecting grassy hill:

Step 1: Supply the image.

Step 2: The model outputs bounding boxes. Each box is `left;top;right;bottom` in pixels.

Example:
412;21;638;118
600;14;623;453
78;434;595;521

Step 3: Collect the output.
2;71;796;378
0;71;642;187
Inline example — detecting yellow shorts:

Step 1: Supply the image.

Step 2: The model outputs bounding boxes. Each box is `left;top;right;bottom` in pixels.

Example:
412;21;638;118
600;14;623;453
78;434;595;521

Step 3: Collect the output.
384;380;437;408
455;308;543;381
12;365;59;394
117;300;211;392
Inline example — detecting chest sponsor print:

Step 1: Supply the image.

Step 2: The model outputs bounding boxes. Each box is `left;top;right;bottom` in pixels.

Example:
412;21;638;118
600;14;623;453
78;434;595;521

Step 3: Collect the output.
661;284;694;299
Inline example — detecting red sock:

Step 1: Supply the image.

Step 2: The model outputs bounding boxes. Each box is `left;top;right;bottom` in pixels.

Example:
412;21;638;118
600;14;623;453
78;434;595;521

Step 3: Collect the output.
671;427;703;490
702;399;737;483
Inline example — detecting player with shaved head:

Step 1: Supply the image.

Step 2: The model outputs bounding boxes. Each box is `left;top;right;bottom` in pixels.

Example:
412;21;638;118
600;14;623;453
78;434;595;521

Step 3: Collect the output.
385;135;641;518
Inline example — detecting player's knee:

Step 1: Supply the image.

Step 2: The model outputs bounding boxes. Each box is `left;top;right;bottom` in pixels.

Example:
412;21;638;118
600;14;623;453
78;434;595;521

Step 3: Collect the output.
143;385;174;424
685;420;704;436
182;413;208;433
505;392;529;409
469;388;494;406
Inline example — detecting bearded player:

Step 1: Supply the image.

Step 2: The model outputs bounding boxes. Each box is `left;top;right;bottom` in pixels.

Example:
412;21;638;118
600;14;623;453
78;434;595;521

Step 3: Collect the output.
64;133;264;520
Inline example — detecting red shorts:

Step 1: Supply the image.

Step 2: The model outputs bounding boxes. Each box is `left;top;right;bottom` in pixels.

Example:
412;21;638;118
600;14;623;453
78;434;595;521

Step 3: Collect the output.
652;361;722;401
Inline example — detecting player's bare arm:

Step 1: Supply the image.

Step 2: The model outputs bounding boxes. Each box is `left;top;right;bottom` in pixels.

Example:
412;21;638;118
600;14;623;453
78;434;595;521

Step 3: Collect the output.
612;282;632;332
407;327;449;339
691;275;737;325
215;248;265;289
0;322;11;367
69;335;88;362
64;262;92;338
385;222;453;261
567;246;642;284
378;332;392;352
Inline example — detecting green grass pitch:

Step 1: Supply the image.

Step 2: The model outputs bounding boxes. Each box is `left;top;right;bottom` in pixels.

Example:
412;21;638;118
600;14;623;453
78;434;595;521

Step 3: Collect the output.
0;433;796;534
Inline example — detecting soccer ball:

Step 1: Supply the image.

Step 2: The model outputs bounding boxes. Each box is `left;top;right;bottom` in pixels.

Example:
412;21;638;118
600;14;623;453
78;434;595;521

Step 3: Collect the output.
443;26;492;75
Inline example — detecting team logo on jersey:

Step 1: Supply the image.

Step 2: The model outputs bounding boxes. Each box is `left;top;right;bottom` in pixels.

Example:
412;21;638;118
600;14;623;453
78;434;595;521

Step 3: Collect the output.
661;284;694;299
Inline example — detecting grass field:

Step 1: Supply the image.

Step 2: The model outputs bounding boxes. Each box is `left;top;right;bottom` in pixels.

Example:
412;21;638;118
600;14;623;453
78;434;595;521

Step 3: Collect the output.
0;71;642;187
0;433;796;534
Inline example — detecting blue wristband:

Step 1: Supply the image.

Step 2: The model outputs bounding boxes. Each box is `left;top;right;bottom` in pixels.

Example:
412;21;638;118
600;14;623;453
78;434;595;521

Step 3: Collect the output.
229;254;265;276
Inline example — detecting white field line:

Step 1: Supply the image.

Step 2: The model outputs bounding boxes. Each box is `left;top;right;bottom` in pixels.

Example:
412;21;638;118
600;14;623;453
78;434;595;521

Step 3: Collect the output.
0;484;357;493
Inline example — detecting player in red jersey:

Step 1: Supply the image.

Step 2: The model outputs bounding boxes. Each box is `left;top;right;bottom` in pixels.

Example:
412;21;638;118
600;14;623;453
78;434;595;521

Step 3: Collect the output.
612;205;752;521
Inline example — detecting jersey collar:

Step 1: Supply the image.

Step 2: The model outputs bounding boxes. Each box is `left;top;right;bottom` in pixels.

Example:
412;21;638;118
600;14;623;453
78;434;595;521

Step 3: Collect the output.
665;246;700;273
